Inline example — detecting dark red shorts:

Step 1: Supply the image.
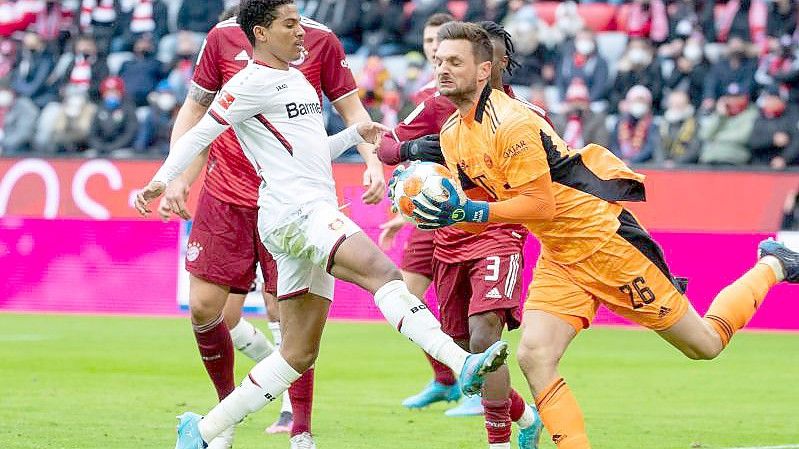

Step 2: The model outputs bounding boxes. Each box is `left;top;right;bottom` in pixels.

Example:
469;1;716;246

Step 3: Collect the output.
185;189;277;295
401;228;435;278
433;253;523;341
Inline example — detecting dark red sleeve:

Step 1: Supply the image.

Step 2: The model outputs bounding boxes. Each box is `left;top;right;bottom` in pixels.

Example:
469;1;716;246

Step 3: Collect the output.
394;96;451;141
377;96;455;165
319;34;357;102
192;27;223;93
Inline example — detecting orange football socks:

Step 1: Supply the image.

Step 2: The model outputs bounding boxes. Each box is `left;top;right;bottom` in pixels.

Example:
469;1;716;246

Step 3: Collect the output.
535;378;591;449
704;262;778;347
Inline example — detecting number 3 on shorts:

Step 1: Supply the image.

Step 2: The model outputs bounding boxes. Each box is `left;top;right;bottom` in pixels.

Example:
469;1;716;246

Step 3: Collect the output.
619;276;657;309
485;256;501;281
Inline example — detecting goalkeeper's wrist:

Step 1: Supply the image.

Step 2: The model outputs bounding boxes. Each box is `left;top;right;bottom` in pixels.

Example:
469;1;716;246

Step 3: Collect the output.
463;200;489;223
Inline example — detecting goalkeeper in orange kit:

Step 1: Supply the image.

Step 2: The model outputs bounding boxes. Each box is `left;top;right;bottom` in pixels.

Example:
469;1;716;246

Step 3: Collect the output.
397;21;799;449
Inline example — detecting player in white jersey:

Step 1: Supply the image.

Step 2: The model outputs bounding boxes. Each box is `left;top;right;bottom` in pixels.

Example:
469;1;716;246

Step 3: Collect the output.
134;2;510;448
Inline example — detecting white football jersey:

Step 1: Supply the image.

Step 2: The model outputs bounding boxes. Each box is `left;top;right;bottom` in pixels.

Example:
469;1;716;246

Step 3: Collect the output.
154;60;362;228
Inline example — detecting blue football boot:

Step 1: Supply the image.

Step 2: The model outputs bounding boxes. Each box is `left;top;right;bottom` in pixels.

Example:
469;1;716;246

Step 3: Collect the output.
443;394;484;417
175;412;207;449
402;380;461;409
759;238;799;282
458;340;509;396
517;404;544;449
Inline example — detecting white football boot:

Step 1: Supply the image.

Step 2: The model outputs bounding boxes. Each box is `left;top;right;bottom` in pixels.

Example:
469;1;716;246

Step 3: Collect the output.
289;432;316;449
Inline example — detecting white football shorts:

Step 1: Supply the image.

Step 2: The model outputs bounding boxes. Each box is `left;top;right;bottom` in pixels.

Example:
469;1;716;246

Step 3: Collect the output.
258;200;361;300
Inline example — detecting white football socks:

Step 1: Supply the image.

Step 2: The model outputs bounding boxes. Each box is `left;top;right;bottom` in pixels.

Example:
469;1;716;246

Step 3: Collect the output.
515;404;536;429
373;280;468;375
266;320;292;414
198;352;300;442
488;443;511;449
760;256;786;282
230;318;274;362
268;321;282;346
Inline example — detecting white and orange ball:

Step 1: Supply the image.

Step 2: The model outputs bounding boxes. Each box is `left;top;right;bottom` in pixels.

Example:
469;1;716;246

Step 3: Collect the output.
391;162;455;226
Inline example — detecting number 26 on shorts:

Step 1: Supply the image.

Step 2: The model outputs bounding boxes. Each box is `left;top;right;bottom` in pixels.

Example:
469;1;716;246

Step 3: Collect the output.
619;276;656;309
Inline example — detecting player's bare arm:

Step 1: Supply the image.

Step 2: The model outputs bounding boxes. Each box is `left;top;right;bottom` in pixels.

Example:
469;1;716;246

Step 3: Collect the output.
333;93;386;205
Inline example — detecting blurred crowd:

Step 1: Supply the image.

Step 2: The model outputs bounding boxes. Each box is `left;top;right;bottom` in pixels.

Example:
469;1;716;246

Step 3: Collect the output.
1;0;799;171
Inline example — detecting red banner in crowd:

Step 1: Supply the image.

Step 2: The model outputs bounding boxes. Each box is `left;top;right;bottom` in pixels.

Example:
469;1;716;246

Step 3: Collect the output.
1;158;799;232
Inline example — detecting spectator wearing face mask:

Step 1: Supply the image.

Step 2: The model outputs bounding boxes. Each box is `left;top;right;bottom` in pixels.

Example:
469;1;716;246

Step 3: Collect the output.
658;89;700;165
609;38;663;113
699;83;758;165
505;21;556;89
119;34;166;107
134;80;176;154
664;36;708;109
552;78;610;149
748;85;799;169
166;32;198;103
49;87;97;153
556;29;609;104
11;31;57;109
666;0;716;42
0;38;17;84
0;85;39;154
611;85;659;164
703;37;757;111
755;35;799;103
54;34;109;101
88;76;138;155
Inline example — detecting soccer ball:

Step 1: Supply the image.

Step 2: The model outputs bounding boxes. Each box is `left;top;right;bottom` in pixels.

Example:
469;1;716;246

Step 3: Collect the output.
391;161;456;226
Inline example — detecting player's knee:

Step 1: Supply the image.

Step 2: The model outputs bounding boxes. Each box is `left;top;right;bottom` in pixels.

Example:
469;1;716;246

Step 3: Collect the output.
189;299;224;325
365;252;402;284
469;332;499;353
281;346;318;373
516;340;559;375
468;314;503;352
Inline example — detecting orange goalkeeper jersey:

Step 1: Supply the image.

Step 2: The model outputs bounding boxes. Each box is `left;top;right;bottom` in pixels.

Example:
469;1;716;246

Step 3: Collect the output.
439;86;647;265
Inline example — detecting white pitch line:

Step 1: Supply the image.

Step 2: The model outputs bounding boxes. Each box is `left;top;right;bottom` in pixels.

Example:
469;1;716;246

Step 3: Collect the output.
723;445;799;449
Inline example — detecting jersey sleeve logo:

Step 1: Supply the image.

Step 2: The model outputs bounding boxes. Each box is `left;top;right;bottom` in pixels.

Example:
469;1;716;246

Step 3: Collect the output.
503;140;529;159
217;91;235;110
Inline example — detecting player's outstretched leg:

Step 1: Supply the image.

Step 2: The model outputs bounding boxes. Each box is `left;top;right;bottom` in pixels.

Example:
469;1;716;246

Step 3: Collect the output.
658;238;794;360
263;295;295;434
176;294;330;448
400;269;461;409
329;232;509;396
516;311;589;449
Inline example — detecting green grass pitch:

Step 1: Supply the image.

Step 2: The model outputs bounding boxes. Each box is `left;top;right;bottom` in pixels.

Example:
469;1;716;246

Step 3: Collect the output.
0;314;797;449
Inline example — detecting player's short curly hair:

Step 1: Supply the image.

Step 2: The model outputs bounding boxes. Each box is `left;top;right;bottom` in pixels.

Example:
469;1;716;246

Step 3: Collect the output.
436;22;493;64
237;0;295;45
477;21;520;76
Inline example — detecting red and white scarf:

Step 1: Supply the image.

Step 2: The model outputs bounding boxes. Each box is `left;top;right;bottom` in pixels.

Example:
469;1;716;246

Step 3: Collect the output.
618;115;652;159
69;55;92;88
80;0;115;30
717;0;767;44
130;0;154;33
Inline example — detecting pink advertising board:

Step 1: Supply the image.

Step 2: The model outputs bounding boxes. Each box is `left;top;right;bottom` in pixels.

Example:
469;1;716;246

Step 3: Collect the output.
0;217;180;315
1;185;797;331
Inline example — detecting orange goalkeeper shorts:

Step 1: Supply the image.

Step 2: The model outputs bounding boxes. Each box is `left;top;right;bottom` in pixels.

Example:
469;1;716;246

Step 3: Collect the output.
525;210;689;332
